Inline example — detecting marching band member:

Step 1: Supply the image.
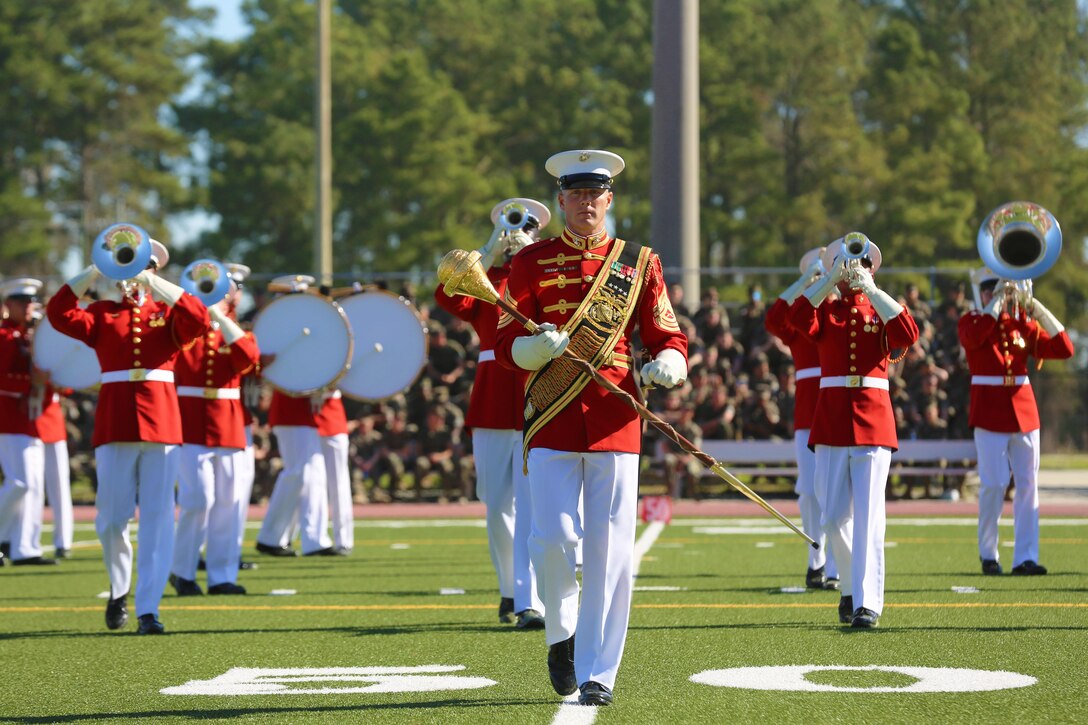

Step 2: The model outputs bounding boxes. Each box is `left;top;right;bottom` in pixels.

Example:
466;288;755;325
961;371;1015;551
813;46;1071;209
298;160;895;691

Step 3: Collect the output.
169;268;260;596
788;235;919;629
765;255;839;590
48;239;209;634
495;150;687;706
0;278;54;566
254;275;340;558
434;196;549;629
960;269;1073;575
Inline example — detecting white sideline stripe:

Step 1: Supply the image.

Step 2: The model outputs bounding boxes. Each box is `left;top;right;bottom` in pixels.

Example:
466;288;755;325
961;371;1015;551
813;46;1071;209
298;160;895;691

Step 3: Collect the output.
550;521;664;725
672;517;1088;528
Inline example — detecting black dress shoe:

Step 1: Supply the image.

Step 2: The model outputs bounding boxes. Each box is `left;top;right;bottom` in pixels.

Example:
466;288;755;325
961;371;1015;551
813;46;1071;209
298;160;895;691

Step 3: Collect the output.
547;635;577;696
805;565;827;589
851;607;880;629
54;547;71;560
578;680;614;706
136;614;166;635
302;547;338;556
823;576;840;591
498;597;515;624
0;541;9;559
238;559;258;570
516;609;545;630
207;582;247;595
255;542;297;557
981;558;1003;575
106;596;128;630
12;556;58;566
169;574;204;597
197;557;206;571
1011;560;1047;576
838;595;853;624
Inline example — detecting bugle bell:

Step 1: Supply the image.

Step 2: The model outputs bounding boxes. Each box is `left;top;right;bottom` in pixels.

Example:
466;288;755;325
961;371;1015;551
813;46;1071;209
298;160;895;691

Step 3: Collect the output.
180;258;232;307
841;231;872;260
92;223;153;281
977;201;1062;281
497;201;530;232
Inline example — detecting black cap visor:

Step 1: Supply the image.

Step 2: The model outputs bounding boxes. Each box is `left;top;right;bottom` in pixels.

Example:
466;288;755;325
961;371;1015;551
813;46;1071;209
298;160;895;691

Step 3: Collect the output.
558;173;613;190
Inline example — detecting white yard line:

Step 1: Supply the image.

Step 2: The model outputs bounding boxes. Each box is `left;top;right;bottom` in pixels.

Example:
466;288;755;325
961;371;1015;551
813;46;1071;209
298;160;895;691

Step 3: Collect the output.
549;520;666;725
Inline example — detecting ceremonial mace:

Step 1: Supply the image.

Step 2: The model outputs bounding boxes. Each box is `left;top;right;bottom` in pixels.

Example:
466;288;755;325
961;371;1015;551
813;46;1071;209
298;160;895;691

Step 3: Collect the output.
437;249;817;549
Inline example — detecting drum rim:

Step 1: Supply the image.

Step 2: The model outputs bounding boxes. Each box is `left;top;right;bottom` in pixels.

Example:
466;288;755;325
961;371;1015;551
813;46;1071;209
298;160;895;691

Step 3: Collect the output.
337;289;429;402
253;293;355;396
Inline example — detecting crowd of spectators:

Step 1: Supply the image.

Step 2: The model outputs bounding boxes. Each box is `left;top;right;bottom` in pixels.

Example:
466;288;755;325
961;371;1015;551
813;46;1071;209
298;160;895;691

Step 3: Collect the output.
58;277;982;504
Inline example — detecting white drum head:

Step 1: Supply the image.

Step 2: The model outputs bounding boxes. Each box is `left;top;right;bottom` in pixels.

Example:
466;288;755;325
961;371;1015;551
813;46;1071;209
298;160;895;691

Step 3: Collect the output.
32;316;102;391
253;294;353;395
338;291;428;401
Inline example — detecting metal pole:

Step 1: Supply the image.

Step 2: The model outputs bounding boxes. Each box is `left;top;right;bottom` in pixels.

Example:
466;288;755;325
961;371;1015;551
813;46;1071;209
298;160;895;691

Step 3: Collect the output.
651;0;700;306
315;0;333;285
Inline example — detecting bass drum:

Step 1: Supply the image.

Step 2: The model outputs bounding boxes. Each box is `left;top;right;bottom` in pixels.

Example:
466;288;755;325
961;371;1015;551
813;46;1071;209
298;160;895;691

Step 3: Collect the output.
253;293;353;395
32;316;102;391
338;290;428;401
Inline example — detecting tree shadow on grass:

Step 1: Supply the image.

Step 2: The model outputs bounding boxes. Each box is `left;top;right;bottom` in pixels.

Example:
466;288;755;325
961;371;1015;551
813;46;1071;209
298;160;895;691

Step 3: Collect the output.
5;697;556;724
628;620;1088;634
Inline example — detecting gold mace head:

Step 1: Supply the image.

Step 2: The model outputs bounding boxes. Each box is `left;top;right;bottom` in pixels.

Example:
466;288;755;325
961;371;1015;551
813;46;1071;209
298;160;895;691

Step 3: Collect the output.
436;249;500;303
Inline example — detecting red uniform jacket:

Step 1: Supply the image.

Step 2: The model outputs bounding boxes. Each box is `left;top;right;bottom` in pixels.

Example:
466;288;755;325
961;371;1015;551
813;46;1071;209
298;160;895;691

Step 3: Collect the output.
765;297;821;431
495;230;688;454
789;291;919;450
268;389;348;437
0;320;68;442
434;264;527;431
958;310;1073;433
175;327;260;449
46;286;209;446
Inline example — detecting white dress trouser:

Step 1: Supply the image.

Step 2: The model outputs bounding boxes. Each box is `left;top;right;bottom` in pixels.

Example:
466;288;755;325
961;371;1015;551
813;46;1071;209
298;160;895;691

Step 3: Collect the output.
794;430;835;576
529;448;639;691
43;440;73;551
473;429;542;612
975;427;1040;566
173;444;246;586
235;426;256;550
322;433;354;551
94;442;179;617
0;434;46;559
814;444;889;615
258;426;330;554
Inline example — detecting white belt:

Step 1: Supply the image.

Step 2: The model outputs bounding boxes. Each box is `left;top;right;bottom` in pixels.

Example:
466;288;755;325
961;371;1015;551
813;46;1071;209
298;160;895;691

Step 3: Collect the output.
820;375;889;390
322;390;342;400
971;375;1029;387
795;367;821;381
101;369;175;384
177;386;242;400
478;349;496;363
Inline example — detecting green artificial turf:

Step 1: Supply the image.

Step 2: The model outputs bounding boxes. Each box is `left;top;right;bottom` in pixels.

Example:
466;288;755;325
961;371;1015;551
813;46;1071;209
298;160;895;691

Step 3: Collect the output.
1;515;1085;723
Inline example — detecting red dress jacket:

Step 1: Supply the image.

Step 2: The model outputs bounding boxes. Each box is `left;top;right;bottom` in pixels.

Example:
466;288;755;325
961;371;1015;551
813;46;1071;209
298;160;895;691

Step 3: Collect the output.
0;322;64;438
175;327;260;449
434;264;527;431
268;389;348;437
765;297;821;431
495;230;688;454
958;310;1074;433
788;291;919;449
46;286;209;446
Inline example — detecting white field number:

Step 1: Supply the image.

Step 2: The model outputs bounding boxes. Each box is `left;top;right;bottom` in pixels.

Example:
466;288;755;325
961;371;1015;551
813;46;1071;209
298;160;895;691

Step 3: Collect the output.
691;665;1036;693
161;666;496;696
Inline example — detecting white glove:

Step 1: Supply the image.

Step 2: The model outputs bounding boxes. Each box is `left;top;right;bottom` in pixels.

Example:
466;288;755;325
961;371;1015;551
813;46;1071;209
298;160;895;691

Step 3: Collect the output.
208;305;246;344
779;268;820;304
505;229;535;256
27;385;44;420
803;259;844;307
984;286;1007;319
1027;297;1064;336
850;265;878;296
511;323;569;371
135;270;185;306
66;265;100;297
475;226;506;269
640;348;687;388
868;287;904;323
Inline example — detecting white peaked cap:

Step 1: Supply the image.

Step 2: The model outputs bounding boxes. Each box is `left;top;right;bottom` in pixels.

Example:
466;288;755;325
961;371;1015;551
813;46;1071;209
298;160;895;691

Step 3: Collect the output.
271;274;316;292
149;239;170;271
0;277;43;299
226;263;252;283
490;198;552;229
545;150;625;189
